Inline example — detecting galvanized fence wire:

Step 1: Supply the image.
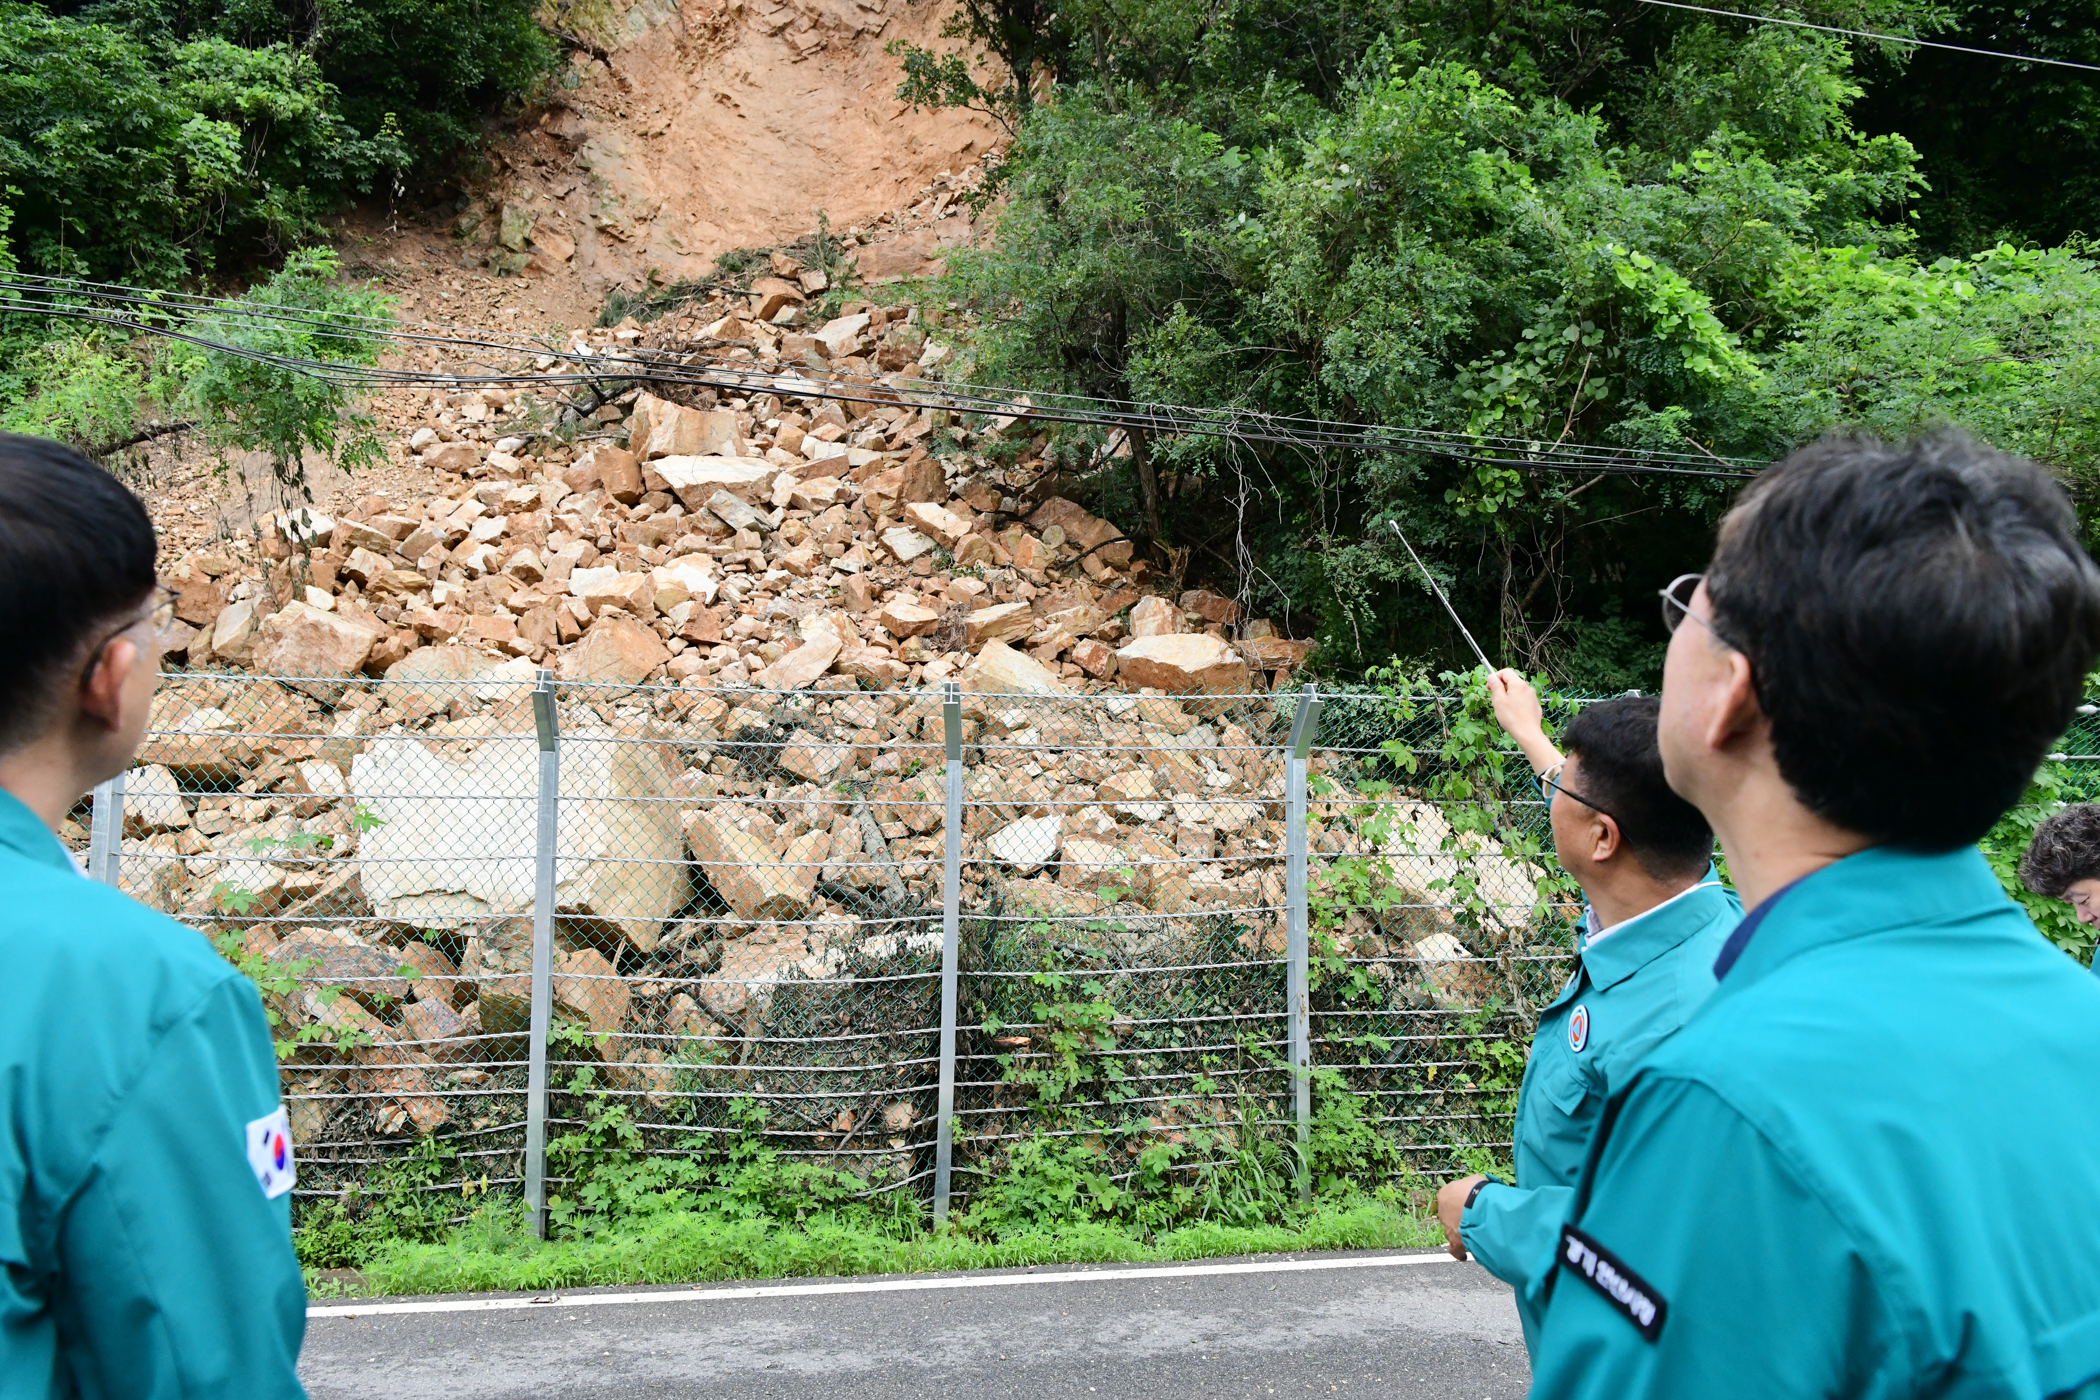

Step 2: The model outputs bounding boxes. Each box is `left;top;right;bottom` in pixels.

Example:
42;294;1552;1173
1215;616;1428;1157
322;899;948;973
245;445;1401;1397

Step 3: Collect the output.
950;689;1299;1197
1299;689;1586;1164
88;672;2100;1225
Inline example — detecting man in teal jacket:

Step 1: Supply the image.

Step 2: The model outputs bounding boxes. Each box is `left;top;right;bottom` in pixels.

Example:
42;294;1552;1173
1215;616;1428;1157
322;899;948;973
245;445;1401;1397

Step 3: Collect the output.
2017;803;2100;976
0;435;307;1397
1529;431;2100;1397
1434;675;1738;1352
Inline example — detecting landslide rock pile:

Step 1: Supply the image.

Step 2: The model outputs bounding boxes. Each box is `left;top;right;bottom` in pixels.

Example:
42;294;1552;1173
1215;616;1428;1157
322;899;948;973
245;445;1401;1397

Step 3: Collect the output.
155;274;1313;700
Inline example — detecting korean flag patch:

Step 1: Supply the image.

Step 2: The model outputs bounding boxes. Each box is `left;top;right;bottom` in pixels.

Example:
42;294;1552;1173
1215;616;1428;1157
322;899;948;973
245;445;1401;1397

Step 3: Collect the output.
246;1106;297;1200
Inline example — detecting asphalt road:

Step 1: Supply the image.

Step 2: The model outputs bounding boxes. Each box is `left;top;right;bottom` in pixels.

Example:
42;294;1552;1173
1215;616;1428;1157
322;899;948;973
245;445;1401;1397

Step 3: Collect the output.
300;1249;1529;1400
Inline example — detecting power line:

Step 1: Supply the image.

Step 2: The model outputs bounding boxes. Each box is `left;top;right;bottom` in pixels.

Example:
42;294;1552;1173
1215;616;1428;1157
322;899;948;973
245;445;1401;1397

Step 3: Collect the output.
1636;0;2100;72
0;274;1762;481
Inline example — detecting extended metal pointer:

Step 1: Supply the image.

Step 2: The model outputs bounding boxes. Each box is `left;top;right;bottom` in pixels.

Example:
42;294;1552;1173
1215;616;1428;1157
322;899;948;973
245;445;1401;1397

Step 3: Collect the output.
1387;520;1494;672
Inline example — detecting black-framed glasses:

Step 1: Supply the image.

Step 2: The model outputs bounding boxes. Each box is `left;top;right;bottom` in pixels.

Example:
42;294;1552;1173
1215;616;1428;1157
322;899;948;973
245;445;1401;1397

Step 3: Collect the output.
1659;573;1743;652
1539;759;1616;824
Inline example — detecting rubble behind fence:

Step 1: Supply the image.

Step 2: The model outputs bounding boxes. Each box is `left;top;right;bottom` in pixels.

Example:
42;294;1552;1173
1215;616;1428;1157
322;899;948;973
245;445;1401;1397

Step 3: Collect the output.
80;669;1624;1227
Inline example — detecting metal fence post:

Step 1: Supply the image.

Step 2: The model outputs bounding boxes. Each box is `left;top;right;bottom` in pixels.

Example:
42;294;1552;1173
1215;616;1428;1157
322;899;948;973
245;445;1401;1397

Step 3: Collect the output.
524;670;560;1238
86;771;126;887
933;681;964;1224
1285;683;1322;1198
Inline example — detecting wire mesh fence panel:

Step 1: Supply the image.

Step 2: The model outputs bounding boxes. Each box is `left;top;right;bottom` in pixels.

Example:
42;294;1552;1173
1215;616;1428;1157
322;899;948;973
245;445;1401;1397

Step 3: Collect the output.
104;669;2100;1218
544;679;946;1196
1302;689;1581;1174
949;688;1302;1205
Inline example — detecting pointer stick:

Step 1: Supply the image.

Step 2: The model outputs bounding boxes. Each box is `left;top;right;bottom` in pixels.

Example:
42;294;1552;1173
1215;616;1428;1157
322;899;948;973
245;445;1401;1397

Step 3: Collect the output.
1388;520;1495;672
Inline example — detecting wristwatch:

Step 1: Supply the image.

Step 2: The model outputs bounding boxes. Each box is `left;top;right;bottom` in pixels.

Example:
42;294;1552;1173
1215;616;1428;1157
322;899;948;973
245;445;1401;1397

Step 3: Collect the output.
1463;1177;1497;1210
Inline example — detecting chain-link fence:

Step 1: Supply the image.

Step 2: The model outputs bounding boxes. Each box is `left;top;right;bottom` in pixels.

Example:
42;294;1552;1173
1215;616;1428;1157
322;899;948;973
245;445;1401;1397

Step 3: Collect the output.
80;670;2096;1230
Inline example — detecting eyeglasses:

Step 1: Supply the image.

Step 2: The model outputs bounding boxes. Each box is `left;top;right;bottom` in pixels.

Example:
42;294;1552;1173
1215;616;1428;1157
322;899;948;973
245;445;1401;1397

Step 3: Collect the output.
1539;759;1616;824
144;584;178;640
1659;573;1743;652
79;584;179;689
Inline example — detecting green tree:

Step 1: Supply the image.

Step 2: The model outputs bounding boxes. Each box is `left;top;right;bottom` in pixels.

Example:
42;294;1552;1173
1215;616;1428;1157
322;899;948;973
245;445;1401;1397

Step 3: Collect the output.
178;246;394;494
918;0;2096;687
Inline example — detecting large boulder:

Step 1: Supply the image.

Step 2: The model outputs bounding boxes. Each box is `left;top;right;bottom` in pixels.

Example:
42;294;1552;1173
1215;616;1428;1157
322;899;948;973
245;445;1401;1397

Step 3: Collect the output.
1129;596;1181;638
251;602;386;696
1115;634;1249;694
350;725;686;952
649;456;776;511
558;614;671;688
964;603;1032;651
962;640;1067;696
269;927;404;1011
628;393;742;461
207;598;260;664
1027;497;1133;566
384;645;506;713
697;928;802;1025
903;502;973;548
988;813;1062;875
123;763;191;834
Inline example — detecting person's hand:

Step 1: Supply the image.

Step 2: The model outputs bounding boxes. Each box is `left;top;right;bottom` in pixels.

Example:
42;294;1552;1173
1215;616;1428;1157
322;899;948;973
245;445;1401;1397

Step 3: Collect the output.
1436;1173;1487;1261
1486;669;1544;742
1486;669;1565;779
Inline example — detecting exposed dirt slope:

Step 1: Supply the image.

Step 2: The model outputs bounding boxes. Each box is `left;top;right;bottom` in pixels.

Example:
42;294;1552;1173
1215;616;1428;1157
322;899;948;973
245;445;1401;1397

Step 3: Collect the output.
138;0;1002;555
343;0;1002;317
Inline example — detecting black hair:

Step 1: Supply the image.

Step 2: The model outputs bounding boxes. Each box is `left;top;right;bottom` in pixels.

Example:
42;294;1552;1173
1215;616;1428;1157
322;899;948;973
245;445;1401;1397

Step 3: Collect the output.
2019;804;2100;898
1561;696;1715;880
1707;430;2100;851
0;434;158;751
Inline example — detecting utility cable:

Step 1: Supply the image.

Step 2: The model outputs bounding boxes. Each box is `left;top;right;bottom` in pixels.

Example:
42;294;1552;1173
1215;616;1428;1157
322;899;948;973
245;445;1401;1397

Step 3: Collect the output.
1636;0;2100;72
0;274;1762;480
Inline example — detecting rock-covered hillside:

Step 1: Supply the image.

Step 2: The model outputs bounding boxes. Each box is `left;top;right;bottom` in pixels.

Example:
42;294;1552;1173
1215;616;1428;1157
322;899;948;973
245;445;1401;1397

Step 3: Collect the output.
158;270;1315;700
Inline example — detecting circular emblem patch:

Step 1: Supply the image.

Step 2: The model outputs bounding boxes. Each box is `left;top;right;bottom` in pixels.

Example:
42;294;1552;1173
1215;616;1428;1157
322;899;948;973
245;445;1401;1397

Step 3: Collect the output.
1569;1004;1590;1054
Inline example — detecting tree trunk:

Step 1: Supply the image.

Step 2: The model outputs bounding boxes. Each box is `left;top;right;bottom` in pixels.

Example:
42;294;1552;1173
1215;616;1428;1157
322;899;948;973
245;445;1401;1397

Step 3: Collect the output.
1130;427;1163;541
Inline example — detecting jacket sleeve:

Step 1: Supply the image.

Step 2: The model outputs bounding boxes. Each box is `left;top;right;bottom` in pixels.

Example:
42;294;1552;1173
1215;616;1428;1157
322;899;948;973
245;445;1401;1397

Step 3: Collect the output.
1527;1075;1899;1400
50;974;307;1400
1461;1179;1573;1303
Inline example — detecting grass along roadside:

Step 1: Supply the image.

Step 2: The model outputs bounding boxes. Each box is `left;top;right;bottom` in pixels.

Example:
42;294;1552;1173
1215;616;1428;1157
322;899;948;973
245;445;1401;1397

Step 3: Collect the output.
308;1199;1445;1298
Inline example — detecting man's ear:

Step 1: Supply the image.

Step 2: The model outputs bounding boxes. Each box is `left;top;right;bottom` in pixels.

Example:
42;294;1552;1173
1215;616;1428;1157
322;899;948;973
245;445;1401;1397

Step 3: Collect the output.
80;636;138;733
1704;648;1765;753
1589;811;1624;866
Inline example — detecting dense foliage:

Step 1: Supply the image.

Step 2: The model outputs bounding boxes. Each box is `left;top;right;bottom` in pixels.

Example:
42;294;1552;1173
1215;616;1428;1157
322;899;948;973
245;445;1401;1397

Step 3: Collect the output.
0;0;535;473
899;0;2100;686
0;0;546;282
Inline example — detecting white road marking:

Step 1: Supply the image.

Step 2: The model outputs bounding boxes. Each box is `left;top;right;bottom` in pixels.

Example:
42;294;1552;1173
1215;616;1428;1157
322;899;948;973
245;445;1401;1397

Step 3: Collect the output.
309;1250;1460;1319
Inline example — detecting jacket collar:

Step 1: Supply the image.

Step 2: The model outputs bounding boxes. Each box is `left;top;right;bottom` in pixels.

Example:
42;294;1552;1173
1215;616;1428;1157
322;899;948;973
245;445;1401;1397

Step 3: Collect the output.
1578;868;1731;992
1712;845;2008;998
0;786;80;875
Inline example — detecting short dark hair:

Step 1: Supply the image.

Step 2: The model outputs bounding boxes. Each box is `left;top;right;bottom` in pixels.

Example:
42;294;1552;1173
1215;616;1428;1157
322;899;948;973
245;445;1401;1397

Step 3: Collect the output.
1708;430;2100;851
1562;696;1715;880
2020;804;2100;897
0;434;158;751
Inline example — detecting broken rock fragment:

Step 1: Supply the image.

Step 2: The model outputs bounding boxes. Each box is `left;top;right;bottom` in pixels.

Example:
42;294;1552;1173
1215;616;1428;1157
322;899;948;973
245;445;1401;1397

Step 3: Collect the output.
684;810;810;921
558;614;671;687
650;455;776;509
962;640;1068;695
251;602;387;694
1115;634;1250;694
753;631;841;689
